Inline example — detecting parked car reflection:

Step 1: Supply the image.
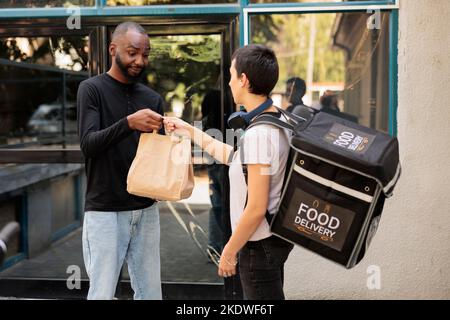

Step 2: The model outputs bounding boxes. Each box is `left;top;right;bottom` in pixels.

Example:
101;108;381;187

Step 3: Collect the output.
27;102;77;134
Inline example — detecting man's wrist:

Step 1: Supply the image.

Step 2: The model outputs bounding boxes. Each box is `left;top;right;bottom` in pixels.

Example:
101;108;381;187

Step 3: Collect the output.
126;114;135;130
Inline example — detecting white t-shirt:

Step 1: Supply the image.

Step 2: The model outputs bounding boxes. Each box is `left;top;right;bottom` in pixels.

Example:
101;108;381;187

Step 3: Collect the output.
228;122;290;241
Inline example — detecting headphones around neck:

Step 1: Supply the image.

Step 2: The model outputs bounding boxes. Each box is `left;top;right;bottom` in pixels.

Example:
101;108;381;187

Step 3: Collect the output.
227;98;273;131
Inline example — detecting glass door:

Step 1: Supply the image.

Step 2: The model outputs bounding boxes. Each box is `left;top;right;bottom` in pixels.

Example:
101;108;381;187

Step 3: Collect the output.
106;22;236;285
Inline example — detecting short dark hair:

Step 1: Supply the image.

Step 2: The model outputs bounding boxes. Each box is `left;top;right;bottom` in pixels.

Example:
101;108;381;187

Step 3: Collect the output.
231;44;279;96
112;22;146;41
320;90;339;111
286;77;306;101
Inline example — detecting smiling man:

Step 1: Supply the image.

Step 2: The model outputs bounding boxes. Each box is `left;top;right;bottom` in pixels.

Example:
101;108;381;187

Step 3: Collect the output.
77;22;164;300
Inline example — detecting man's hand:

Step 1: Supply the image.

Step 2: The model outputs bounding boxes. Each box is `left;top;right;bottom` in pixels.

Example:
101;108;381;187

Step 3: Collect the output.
127;109;162;132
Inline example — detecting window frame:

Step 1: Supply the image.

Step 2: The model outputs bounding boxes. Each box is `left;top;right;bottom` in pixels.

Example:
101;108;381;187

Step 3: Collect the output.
0;26;97;163
242;0;399;136
0;0;399;277
0;0;399;165
0;1;398;18
0;17;238;162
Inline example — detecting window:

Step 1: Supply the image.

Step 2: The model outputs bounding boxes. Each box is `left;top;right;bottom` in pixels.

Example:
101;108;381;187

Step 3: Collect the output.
0;197;22;261
0;36;89;149
0;163;83;265
146;33;224;282
250;11;391;132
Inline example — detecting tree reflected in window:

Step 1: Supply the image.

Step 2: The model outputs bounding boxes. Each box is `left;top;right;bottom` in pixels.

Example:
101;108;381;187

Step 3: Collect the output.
146;34;221;124
251;12;391;132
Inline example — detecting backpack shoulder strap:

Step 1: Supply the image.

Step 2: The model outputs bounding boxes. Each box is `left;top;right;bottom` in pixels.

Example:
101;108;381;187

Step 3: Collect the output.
247;113;294;132
240;112;293;166
274;106;308;125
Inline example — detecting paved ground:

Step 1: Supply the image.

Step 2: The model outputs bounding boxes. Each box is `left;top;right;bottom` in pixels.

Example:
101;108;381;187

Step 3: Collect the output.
0;201;222;284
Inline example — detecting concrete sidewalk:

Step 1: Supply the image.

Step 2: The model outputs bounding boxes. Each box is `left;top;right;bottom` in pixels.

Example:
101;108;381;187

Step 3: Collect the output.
0;201;223;298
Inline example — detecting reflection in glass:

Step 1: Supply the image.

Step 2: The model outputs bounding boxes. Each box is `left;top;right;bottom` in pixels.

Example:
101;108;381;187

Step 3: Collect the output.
0;36;89;149
107;0;235;5
0;0;94;8
146;34;224;282
147;35;221;121
0;197;21;261
0;163;84;274
251;12;390;132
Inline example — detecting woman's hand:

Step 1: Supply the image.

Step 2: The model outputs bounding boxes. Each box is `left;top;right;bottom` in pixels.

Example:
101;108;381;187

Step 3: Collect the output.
163;116;193;138
218;246;238;278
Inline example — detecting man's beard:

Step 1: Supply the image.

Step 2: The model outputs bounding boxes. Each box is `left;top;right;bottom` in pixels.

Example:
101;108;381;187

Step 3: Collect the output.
116;54;145;83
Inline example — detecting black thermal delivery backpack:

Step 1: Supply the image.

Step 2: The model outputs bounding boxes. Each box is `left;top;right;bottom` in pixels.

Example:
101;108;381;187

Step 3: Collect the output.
246;108;401;269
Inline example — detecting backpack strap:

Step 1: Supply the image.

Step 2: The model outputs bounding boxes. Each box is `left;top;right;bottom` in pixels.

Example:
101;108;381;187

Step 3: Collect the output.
276;106;308;125
247;113;295;132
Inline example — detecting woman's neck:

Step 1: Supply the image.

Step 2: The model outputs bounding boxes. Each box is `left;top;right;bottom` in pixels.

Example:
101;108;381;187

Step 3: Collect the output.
241;95;269;112
241;95;278;114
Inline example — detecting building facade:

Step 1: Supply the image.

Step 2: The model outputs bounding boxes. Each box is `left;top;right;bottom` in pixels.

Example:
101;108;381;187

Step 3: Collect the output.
0;0;448;299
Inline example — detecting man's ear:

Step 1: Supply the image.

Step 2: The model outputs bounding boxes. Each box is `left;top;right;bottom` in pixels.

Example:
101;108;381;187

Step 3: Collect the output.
109;43;117;57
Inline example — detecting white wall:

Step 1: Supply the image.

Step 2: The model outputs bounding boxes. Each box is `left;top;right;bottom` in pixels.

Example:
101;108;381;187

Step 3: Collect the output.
284;0;450;299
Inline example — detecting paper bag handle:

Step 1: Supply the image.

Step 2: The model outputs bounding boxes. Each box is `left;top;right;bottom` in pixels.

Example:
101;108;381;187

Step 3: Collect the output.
151;128;183;143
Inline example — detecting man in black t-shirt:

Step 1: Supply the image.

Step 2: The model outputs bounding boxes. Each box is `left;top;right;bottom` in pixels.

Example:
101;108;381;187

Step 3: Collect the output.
77;22;164;300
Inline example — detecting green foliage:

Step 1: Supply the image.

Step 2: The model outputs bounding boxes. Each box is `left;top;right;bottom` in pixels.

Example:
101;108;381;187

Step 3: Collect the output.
250;15;281;45
0;36;88;71
147;35;221;119
251;13;345;92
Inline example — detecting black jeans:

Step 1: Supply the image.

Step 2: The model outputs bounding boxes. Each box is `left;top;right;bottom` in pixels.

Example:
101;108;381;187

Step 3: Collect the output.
239;235;294;300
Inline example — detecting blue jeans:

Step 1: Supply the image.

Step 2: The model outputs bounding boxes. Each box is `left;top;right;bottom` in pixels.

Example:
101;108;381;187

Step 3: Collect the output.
239;235;294;300
82;203;161;300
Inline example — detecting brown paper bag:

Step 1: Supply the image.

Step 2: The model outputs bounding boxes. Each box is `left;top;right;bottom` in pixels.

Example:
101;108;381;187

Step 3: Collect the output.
127;131;194;201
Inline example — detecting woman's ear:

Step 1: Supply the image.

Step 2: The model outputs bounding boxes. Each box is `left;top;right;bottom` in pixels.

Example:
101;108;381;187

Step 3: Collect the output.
240;73;248;88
